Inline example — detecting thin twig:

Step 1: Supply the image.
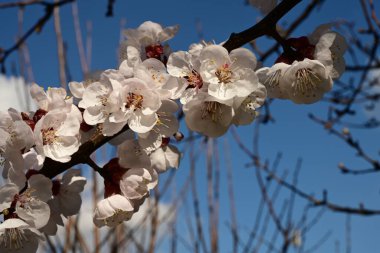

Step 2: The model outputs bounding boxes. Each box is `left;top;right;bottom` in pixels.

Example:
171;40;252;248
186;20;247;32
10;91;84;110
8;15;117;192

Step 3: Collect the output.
0;0;74;72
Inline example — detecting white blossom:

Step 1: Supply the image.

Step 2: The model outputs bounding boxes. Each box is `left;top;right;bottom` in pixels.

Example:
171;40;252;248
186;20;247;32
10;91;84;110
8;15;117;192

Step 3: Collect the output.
150;143;181;173
134;58;178;99
121;21;178;62
281;59;333;104
41;169;86;235
68;71;103;99
167;50;205;103
30;83;71;112
34;107;82;162
79;77;118;125
51;169;86;217
119;167;158;200
314;31;347;79
0;218;44;253
183;92;234;137
199;45;258;103
232;83;267;125
137;99;179;152
256;63;290;99
118;139;151;169
0;109;34;152
0;174;52;230
93;194;134;227
107;78;161;135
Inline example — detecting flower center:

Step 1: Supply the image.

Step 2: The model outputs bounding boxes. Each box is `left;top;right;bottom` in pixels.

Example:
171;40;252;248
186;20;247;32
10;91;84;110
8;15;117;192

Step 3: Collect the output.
41;127;58;145
125;93;144;110
294;68;321;95
16;189;36;209
0;228;27;250
97;95;108;106
103;209;131;226
184;70;203;89
151;71;166;85
145;44;164;60
241;97;257;113
215;64;233;83
201;101;222;123
264;69;282;88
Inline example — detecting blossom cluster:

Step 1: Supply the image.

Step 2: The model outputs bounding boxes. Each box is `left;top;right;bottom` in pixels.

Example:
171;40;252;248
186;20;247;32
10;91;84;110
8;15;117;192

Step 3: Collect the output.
0;20;346;252
258;25;347;104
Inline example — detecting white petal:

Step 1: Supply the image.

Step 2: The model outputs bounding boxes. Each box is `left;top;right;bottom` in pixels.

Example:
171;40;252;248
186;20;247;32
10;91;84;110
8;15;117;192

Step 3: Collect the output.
229;47;257;70
68;81;85;98
164;145;181;169
150;148;167;173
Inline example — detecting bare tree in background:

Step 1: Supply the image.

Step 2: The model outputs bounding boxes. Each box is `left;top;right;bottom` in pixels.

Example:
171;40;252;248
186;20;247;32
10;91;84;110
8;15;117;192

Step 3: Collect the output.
0;0;379;252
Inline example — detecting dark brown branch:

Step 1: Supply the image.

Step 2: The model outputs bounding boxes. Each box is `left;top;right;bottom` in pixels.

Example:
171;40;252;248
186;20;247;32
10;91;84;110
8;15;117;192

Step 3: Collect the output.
222;0;302;52
260;0;323;61
105;0;116;17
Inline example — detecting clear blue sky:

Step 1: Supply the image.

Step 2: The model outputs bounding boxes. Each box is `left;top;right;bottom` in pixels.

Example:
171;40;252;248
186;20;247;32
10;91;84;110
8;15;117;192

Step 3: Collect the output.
0;0;379;252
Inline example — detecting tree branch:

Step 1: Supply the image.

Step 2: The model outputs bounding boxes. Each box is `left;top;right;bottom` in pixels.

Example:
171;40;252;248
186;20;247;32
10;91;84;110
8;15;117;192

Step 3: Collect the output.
39;124;129;178
223;0;302;52
231;127;380;216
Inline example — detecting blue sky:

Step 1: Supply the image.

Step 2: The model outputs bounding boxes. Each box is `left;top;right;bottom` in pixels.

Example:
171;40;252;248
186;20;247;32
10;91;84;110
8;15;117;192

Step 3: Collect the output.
0;0;379;252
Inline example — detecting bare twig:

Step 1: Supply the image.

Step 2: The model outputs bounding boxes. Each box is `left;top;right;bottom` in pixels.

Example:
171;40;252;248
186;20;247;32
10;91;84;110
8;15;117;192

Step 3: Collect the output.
53;0;67;87
0;0;74;72
0;0;43;8
105;0;116;17
72;1;89;76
